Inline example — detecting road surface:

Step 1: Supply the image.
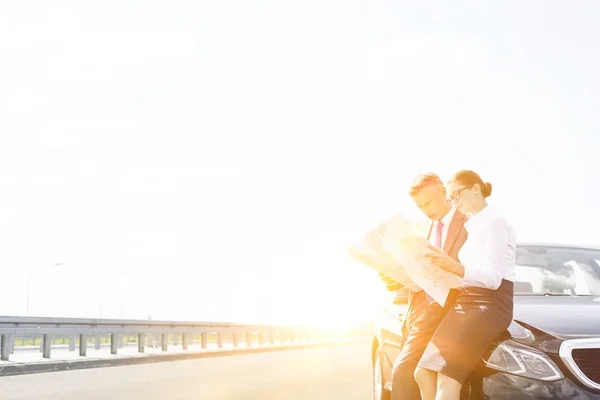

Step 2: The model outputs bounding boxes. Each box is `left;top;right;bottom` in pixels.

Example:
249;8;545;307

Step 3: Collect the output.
0;342;372;400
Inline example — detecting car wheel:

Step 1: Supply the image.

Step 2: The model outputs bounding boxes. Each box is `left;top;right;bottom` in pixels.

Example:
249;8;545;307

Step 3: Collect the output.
373;346;391;400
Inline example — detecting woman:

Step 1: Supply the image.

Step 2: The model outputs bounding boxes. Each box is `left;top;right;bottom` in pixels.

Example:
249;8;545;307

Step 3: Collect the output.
413;170;516;400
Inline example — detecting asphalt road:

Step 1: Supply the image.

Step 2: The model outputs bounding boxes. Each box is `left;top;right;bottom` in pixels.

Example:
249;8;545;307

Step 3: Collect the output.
0;342;372;400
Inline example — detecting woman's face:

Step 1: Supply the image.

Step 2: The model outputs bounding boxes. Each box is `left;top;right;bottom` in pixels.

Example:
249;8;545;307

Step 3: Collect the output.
447;180;479;214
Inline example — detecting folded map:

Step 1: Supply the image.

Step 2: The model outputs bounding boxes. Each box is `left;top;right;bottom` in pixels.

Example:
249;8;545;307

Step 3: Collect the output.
348;213;462;306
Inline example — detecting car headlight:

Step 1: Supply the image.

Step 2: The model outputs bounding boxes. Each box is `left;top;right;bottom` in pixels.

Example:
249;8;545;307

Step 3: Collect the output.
484;340;564;381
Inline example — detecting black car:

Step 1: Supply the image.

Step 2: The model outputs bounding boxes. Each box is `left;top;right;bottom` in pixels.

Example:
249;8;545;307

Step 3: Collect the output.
372;243;600;400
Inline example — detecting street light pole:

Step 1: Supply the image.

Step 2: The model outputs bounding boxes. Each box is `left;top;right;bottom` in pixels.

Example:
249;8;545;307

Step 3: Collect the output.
26;269;32;317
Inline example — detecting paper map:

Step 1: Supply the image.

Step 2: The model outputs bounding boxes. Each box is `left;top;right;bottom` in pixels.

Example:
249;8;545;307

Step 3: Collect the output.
348;214;462;306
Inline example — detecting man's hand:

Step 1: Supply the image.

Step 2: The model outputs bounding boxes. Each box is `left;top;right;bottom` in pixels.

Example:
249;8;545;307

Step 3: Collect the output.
379;272;402;291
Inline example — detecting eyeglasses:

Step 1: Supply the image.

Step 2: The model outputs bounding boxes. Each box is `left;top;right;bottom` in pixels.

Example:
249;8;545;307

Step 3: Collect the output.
448;185;473;201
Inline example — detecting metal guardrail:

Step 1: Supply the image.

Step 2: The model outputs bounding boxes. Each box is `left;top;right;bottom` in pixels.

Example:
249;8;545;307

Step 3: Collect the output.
0;316;345;362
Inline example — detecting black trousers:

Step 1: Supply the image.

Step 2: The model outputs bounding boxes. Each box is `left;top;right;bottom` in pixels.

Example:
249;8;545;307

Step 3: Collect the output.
391;291;445;400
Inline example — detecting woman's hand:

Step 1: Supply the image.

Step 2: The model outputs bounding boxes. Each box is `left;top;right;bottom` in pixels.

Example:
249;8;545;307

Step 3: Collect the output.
423;244;465;278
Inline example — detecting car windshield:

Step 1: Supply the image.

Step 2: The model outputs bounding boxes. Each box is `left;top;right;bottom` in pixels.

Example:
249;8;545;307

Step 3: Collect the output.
515;245;600;295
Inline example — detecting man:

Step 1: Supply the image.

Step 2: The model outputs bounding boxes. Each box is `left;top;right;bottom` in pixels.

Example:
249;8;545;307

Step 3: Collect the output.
382;172;468;400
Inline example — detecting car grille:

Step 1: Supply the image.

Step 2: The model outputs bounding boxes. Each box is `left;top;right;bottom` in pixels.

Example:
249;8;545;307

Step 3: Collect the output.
560;339;600;391
572;349;600;385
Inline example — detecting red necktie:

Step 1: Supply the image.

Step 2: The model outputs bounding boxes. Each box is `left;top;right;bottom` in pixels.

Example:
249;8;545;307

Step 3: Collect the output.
434;221;444;249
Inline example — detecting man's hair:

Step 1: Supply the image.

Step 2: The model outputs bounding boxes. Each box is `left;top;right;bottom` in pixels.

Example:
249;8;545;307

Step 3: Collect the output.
409;172;443;197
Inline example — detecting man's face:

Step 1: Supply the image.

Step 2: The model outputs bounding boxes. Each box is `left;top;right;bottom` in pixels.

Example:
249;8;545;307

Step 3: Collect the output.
412;183;449;221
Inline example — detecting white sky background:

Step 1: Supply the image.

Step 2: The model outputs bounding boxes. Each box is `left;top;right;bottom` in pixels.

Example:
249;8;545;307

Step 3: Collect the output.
1;1;599;324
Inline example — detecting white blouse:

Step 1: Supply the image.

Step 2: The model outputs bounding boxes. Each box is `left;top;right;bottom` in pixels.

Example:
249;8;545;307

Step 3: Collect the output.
458;205;517;290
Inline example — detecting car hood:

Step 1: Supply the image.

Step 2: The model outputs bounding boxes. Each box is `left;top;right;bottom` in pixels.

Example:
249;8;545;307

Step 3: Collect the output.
511;295;600;341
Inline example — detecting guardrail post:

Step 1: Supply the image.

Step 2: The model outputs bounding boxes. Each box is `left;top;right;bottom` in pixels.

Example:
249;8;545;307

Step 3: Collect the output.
161;334;168;351
79;334;87;356
246;332;252;347
269;331;275;345
138;334;145;353
118;335;124;348
1;334;11;361
40;337;44;352
111;334;118;354
182;333;189;350
232;332;239;347
94;335;101;350
217;332;223;348
173;334;179;346
258;332;264;346
69;335;76;351
201;332;207;349
43;334;51;359
9;336;15;354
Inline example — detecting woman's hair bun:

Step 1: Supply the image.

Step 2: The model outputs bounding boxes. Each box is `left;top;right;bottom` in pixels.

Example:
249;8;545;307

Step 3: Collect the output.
483;182;493;197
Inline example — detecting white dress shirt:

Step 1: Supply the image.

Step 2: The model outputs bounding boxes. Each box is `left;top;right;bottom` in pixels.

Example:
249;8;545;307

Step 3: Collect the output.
428;207;456;249
458;204;516;290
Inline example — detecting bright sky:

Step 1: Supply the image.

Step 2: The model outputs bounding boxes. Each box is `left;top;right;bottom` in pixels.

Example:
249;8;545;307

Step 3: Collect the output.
1;1;599;325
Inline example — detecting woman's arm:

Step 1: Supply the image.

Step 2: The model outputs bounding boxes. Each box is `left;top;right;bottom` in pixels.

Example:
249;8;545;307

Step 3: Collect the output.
461;219;513;289
424;217;515;290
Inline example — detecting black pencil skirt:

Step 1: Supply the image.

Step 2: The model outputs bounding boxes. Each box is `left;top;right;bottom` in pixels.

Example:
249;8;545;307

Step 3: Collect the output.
416;279;514;383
